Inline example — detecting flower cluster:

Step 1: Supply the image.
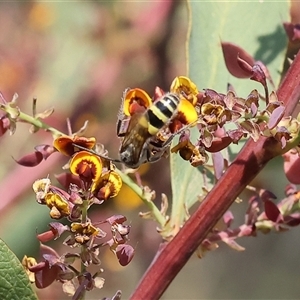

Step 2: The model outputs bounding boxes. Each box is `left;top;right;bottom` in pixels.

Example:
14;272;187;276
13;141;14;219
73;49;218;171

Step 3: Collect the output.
198;184;300;257
22;136;134;298
170;74;300;167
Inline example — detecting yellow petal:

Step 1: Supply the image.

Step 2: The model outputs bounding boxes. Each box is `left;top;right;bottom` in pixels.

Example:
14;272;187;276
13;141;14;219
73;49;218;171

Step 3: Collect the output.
53;135;96;156
70;151;102;182
123;88;152;116
94;171;122;199
45;192;70;218
170;76;199;106
177;99;198;125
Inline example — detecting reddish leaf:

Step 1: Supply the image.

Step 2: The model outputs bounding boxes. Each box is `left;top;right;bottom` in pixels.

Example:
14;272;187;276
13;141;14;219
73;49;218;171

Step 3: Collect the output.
221;42;255;78
264;199;283;223
14;151;43;167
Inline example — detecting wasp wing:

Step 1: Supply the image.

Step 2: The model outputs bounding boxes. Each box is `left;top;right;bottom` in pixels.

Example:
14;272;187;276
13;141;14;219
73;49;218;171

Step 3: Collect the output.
119;113;151;167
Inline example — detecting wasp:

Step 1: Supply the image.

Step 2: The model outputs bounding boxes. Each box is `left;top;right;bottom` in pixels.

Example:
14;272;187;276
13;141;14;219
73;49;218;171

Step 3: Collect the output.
116;91;182;168
75;90;193;169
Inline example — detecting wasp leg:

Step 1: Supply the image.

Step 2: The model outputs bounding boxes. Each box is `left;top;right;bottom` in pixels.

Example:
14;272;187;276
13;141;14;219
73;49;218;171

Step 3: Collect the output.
144;140;171;163
146;125;194;163
116;88;131;137
116;117;131;137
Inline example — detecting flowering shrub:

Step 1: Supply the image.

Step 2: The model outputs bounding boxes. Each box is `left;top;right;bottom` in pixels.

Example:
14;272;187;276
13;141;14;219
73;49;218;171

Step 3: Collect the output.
1;2;300;300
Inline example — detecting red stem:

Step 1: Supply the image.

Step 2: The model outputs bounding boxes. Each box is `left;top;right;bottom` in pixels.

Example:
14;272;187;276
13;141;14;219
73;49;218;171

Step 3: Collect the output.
130;50;300;300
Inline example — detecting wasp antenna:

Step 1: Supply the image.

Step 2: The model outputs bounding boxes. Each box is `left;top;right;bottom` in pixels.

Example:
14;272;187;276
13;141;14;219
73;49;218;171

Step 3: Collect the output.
72;143;121;163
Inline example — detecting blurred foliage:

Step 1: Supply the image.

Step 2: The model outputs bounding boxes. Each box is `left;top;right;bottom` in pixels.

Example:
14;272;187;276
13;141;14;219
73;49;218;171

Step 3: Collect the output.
0;2;187;299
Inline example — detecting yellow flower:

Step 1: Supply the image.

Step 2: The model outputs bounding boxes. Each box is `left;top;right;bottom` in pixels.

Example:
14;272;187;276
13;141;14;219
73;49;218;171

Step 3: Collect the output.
69;151;103;183
93;170;122;200
201;102;225;125
71;222;100;244
22;256;37;283
32;178;51;203
170;76;199;106
45;192;70;219
123;88;152;116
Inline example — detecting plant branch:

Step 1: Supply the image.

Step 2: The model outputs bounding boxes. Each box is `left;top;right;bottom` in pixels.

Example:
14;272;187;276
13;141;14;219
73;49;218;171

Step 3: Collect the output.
116;169;166;227
129;51;300;300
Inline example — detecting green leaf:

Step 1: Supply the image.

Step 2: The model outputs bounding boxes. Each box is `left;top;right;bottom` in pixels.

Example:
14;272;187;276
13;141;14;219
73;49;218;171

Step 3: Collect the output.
169;127;208;232
0;239;37;300
169;1;289;227
188;1;289;92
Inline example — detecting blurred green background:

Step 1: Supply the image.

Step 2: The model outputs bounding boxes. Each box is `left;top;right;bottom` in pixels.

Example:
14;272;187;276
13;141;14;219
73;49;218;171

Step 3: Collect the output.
0;1;299;299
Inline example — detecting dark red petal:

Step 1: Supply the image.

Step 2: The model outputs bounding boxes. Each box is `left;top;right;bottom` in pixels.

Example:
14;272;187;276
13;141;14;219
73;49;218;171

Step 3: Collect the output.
221;42;255;78
14;151;43;167
116;244;134;266
250;63;267;88
284;213;300;226
259;189;277;201
205;136;232;152
264;199;283;223
35;263;60;288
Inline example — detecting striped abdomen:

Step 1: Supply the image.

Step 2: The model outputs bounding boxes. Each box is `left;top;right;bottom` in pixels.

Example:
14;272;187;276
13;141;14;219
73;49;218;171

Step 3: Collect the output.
146;93;180;135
